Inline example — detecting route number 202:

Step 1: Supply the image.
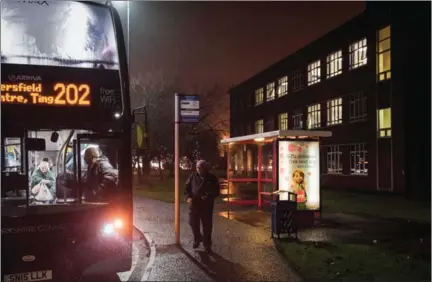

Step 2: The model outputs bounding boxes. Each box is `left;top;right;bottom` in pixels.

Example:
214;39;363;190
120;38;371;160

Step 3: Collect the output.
53;83;91;106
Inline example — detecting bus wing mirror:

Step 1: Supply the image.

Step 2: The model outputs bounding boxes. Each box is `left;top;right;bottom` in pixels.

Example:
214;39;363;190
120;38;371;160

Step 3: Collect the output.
25;138;46;151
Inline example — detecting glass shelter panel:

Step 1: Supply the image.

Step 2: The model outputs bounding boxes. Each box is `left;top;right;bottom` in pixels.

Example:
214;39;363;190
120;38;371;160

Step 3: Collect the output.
261;143;273;180
228;143;260;203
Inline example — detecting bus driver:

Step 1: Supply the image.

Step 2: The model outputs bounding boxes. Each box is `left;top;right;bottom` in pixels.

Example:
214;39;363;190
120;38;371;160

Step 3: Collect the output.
83;147;118;202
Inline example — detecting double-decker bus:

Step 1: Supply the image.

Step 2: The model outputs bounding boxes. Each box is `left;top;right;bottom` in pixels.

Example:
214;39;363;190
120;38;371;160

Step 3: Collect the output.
1;1;132;281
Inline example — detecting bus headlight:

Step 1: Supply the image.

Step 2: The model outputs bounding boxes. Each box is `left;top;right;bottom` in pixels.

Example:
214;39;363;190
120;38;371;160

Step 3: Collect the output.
114;219;123;229
102;219;123;236
103;223;115;235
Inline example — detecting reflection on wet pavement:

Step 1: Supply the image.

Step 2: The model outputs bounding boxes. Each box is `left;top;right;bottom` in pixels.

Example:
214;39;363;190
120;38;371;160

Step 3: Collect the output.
133;197;302;282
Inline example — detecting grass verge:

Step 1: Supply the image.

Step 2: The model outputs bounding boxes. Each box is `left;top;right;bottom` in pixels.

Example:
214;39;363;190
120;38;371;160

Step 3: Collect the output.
322;189;431;224
275;240;431;282
133;174;225;204
134;175;430;224
134;177;178;203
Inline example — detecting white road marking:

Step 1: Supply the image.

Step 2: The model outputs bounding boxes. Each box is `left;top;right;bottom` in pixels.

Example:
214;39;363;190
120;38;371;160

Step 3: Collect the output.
141;232;156;281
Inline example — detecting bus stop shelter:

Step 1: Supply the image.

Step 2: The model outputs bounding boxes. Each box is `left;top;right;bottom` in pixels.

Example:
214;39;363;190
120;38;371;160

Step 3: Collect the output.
221;130;332;214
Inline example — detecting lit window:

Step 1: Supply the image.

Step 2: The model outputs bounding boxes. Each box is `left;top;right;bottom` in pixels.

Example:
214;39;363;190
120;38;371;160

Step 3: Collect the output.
377;108;391;138
350;143;368;175
278;113;288;131
349;38;368;69
266;82;275;101
255;119;264;134
327;145;342;174
377;25;391;81
349;92;368;122
292;109;303;130
307;60;321;85
307;104;321;129
255;88;264;106
3;137;22;173
277;76;288;97
291;70;304;92
327;98;343;126
326;50;342;78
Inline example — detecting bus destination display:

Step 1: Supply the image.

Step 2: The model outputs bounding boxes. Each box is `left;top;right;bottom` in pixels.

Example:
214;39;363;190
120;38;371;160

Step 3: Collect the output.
1;82;91;106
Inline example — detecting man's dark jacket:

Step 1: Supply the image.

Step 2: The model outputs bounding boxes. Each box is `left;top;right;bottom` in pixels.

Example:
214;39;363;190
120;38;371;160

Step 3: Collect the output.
85;156;118;200
184;172;220;205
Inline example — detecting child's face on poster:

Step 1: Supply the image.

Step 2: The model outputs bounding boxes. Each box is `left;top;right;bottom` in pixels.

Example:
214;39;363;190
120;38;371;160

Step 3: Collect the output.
293;171;303;184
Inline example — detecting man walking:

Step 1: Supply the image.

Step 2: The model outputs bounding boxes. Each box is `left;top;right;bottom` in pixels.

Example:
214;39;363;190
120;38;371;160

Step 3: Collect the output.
184;160;220;253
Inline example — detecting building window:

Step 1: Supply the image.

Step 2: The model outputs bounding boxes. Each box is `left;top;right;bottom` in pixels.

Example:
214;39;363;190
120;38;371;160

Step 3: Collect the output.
349;38;367;69
255;119;264;134
291;70;304;92
377;25;391;81
326;50;342;78
277;76;288;97
377;108;391;138
350;143;368;175
307;103;321;129
292;109;303;129
265;118;275;131
327;98;343;126
349;92;367;122
327;145;342;174
307;60;321;85
255;88;264;106
266;82;275;101
278;113;288;131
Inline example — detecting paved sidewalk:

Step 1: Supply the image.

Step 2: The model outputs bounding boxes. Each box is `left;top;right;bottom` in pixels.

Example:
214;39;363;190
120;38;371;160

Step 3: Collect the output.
133;197;302;282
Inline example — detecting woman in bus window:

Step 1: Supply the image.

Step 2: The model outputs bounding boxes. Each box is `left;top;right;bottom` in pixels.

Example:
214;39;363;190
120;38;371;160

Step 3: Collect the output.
30;161;56;203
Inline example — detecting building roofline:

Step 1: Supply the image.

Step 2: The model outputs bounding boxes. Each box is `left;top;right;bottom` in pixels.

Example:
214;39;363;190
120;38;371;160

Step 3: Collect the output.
221;130;332;144
229;8;366;93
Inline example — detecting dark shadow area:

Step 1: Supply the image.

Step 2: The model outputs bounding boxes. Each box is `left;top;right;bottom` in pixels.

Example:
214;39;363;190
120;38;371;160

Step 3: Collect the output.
178;246;218;281
196;250;261;281
179;246;262;281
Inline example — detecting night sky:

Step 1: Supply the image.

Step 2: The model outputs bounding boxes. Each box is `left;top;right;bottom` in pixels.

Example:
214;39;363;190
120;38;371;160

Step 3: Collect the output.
128;1;365;93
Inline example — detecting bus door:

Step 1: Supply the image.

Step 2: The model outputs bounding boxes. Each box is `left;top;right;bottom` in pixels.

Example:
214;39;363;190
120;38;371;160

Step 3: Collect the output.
76;134;121;204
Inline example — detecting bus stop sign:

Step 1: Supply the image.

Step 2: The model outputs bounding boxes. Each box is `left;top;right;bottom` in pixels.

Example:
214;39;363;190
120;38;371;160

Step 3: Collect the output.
176;94;200;123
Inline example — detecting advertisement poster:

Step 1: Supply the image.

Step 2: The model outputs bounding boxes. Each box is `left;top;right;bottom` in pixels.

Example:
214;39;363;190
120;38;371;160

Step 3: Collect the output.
278;141;320;210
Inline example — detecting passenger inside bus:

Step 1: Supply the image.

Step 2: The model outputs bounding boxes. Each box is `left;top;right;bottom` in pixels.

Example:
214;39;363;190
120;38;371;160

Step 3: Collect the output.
1;129;120;204
30;161;56;204
83;147;119;202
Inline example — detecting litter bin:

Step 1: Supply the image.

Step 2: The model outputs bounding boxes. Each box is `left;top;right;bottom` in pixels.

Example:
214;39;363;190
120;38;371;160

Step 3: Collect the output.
271;191;298;239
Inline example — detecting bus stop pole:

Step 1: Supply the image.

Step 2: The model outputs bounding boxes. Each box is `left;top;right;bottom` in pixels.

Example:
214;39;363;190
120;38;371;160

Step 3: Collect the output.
174;95;180;245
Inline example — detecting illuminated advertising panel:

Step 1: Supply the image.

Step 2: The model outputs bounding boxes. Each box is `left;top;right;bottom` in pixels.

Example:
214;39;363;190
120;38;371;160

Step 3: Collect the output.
278;140;320;211
1;1;122;121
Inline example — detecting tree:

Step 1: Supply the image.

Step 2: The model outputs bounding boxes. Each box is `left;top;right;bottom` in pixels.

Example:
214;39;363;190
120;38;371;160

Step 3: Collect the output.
183;84;230;168
130;70;178;180
130;73;230;179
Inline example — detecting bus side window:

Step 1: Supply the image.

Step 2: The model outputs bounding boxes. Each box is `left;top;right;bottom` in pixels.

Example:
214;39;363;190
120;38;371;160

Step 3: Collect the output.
3;137;22;173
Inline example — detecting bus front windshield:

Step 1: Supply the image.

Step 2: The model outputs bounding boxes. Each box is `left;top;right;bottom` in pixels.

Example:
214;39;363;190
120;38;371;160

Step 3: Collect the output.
1;0;119;70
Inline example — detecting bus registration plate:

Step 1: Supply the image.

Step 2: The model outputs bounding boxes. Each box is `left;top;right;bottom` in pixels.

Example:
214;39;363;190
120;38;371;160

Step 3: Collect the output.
3;270;52;282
